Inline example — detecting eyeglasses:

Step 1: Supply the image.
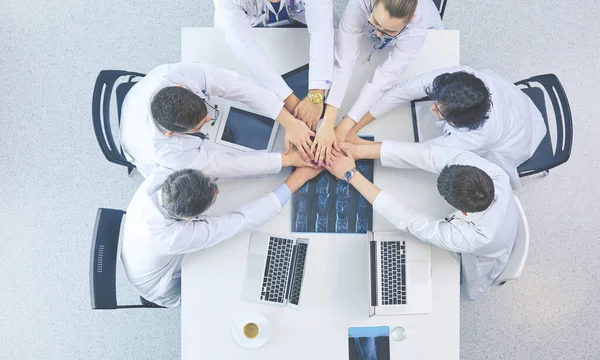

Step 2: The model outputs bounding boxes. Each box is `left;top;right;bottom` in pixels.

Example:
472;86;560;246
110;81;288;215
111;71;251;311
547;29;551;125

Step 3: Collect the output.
433;100;446;119
204;101;220;126
366;18;407;39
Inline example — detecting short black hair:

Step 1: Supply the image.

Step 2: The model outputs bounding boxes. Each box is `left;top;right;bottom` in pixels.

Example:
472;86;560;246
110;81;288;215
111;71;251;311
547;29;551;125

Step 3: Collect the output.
437;165;494;213
150;86;208;133
161;169;218;219
425;71;492;130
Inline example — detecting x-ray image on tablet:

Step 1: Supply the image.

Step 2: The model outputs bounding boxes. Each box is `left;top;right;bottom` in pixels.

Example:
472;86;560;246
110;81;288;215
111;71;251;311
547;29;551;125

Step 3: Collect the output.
411;98;445;143
348;326;390;360
215;107;278;152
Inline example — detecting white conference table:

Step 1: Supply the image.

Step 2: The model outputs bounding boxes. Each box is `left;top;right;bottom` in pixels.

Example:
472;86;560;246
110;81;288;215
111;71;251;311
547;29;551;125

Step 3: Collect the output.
181;28;461;360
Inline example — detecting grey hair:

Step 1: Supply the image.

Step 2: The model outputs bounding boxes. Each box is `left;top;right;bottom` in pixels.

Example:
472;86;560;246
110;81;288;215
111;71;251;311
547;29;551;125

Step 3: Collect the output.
161;169;217;219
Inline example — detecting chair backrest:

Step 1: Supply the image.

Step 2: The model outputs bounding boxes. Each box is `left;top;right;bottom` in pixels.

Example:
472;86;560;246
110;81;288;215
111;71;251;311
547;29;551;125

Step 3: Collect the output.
89;208;164;309
92;70;145;174
90;208;125;309
494;196;530;285
516;74;573;176
432;0;448;19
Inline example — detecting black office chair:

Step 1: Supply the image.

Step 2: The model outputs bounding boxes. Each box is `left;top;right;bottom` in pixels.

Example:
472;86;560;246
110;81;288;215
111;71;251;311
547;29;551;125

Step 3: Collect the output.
516;74;573;177
92;70;146;175
90;208;163;309
432;0;448;19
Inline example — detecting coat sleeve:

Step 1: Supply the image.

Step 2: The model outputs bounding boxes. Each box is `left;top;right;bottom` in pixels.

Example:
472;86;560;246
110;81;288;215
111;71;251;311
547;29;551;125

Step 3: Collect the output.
305;0;334;90
379;141;477;174
172;61;283;120
345;23;428;121
157;140;282;179
369;66;474;118
213;0;293;102
325;0;367;109
166;192;283;254
373;191;481;253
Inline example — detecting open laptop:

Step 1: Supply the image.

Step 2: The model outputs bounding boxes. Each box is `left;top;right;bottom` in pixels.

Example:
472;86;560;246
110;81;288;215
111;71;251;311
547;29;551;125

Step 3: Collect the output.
241;231;310;309
367;231;432;316
410;97;445;143
201;64;310;152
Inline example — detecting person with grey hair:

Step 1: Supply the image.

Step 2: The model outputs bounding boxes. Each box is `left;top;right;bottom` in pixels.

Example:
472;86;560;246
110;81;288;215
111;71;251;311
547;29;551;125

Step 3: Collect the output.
121;165;322;307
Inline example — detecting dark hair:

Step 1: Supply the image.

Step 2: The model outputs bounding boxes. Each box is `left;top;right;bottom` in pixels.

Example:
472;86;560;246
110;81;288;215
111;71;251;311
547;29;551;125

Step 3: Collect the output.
437;165;494;213
425;71;492;130
373;0;417;19
150;86;208;133
161;169;218;219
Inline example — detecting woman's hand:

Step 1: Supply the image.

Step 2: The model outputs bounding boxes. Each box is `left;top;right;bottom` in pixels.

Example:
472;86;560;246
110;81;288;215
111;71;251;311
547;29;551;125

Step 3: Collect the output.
325;148;357;180
311;121;338;167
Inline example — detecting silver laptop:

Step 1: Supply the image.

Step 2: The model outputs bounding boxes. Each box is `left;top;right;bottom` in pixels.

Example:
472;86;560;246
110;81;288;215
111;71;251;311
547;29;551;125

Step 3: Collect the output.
367;231;432;316
241;232;309;309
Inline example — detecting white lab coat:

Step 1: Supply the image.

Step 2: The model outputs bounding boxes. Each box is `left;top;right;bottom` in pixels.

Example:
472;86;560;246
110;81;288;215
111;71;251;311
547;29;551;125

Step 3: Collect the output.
121;166;284;307
369;66;547;189
214;0;334;100
373;141;518;300
327;0;443;121
120;61;284;178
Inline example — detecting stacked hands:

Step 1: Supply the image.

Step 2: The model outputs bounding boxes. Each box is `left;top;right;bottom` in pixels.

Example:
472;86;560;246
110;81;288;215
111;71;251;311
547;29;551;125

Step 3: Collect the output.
282;94;367;181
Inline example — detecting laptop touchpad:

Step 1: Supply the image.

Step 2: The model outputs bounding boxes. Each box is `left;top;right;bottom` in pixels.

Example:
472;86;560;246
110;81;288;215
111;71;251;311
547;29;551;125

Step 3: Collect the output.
247;254;266;280
408;261;430;285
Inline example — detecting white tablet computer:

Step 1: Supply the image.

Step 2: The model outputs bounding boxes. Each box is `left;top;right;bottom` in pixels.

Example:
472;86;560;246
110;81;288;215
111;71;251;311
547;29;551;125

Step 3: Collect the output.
410;97;444;143
214;106;279;152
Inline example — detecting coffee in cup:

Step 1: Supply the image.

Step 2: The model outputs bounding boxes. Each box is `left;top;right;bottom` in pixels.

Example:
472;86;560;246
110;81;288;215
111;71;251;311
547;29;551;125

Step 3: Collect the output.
242;322;259;339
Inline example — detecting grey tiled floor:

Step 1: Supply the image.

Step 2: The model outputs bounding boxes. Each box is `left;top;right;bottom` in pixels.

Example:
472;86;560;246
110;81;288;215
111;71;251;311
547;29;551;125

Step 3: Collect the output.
1;1;598;359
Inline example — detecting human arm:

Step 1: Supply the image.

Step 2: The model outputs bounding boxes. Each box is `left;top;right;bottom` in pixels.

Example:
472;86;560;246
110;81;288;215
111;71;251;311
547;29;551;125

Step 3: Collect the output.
367;66;474;119
344;22;428;123
157;137;315;180
325;146;480;253
324;0;369;110
294;0;335;129
168;166;323;254
170;61;284;120
378;140;472;174
213;0;293;102
373;191;481;253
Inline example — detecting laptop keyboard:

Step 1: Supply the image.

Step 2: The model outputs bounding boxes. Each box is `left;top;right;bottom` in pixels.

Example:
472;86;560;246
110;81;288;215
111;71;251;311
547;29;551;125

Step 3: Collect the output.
288;242;308;306
381;241;407;305
260;237;294;303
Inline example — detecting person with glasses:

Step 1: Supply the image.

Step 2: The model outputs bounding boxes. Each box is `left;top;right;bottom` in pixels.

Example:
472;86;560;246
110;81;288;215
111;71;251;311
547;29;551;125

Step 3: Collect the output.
337;66;547;189
323;142;518;301
309;0;443;167
120;61;315;179
214;0;334;132
121;165;323;307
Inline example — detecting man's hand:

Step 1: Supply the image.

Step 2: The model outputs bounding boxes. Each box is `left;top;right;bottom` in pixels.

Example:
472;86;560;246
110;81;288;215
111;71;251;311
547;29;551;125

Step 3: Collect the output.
284;119;315;161
294;97;323;131
285;167;325;193
325;148;357;180
282;148;318;168
283;93;302;113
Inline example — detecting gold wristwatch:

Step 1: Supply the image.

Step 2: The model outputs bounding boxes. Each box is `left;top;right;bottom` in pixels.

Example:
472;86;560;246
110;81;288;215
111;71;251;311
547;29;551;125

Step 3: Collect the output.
307;92;324;105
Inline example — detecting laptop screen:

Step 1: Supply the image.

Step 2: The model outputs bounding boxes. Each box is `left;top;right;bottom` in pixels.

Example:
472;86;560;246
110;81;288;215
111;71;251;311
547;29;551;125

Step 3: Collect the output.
221;107;275;150
411;98;444;143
